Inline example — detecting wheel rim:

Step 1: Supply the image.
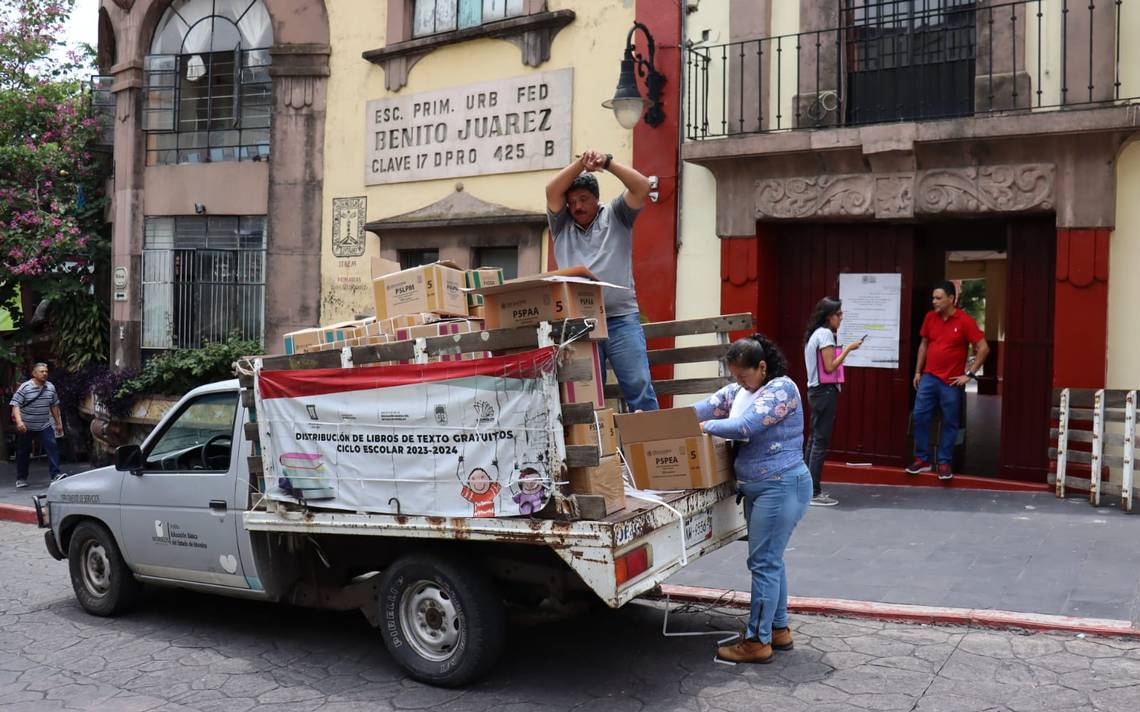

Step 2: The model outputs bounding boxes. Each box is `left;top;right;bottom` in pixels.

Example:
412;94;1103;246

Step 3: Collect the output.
399;580;461;663
80;540;112;598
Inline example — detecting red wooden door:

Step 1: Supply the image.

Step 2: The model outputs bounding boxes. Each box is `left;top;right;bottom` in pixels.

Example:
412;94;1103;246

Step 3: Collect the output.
1000;219;1056;481
774;223;915;465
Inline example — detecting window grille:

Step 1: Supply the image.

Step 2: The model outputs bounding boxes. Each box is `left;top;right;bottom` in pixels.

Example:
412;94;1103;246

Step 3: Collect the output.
89;75;115;148
143;0;273;165
142;216;266;350
843;0;977;124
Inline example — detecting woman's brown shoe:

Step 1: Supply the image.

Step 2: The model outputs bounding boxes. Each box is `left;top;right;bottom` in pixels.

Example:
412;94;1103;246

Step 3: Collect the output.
716;638;774;664
772;626;794;651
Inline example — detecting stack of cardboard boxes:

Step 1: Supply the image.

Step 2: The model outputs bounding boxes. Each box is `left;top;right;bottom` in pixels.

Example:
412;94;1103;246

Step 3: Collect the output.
561;341;625;516
279;261;731;516
282;260;494;361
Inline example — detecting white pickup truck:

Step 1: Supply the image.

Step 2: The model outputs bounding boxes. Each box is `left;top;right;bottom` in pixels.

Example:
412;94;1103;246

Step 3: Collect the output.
34;315;751;687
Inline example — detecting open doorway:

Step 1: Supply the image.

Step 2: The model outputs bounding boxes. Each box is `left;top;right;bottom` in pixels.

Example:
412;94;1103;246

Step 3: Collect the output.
912;223;1007;476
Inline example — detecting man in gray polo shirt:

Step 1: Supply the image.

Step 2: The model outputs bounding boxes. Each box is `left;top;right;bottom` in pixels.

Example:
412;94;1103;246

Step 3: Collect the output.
9;362;64;488
545;149;658;411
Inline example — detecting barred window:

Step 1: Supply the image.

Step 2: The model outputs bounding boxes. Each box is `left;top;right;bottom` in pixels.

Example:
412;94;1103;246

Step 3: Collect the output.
413;0;524;37
142;216;266;350
143;0;273;166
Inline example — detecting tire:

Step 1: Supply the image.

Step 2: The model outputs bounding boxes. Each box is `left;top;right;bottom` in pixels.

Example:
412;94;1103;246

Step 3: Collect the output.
377;553;505;687
67;521;141;616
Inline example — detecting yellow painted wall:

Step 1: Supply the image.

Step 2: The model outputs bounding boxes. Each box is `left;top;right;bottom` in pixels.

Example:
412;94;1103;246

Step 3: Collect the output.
319;0;637;322
769;0;798;130
1107;140;1140;389
674;0;733;406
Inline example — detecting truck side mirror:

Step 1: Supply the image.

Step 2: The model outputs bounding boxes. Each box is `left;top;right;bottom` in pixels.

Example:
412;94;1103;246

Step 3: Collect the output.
115;444;143;473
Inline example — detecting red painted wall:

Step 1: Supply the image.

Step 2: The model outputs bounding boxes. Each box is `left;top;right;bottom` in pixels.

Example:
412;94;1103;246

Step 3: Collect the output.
1054;228;1110;389
632;0;682;405
720;235;760;338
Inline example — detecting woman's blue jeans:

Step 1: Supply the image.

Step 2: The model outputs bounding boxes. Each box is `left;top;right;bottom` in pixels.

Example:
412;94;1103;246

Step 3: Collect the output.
739;463;812;642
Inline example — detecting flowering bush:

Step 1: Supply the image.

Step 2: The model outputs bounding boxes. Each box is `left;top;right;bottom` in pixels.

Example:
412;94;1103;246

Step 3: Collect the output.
0;0;110;366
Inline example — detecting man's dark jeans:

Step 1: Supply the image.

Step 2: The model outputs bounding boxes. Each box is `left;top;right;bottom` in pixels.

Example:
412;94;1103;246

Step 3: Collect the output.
806;384;840;497
15;427;61;483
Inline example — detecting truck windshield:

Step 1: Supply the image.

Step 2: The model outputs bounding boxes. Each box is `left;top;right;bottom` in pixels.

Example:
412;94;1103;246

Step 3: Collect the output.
145;391;238;469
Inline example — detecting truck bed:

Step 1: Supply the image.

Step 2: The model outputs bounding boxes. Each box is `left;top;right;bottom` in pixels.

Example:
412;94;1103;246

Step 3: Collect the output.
243;481;743;607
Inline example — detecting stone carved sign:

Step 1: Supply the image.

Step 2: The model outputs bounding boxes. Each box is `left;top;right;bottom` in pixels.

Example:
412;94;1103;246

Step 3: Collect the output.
364;68;573;185
755;164;1055;220
332;197;367;258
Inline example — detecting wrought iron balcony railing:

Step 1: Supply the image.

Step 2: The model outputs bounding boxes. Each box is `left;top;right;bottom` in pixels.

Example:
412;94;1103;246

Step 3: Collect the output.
684;0;1135;140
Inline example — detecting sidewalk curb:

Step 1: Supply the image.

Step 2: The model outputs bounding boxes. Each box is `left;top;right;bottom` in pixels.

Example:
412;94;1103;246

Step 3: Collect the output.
0;503;37;525
659;584;1140;639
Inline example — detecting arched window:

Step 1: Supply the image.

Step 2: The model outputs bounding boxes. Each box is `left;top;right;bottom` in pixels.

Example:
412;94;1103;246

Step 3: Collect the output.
143;0;273;165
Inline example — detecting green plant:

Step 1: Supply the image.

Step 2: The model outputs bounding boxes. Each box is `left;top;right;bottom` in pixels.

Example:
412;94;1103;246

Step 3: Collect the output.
116;334;263;399
48;288;109;370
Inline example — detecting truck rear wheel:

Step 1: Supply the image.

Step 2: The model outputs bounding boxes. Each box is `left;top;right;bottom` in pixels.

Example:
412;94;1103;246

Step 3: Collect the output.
67;521;141;616
377;553;505;687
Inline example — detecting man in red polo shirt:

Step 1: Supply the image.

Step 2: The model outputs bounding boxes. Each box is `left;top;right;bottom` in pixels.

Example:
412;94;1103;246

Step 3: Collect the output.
905;281;990;480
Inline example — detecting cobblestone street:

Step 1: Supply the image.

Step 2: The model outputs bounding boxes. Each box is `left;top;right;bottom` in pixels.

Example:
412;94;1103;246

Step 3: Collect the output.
3;522;1140;711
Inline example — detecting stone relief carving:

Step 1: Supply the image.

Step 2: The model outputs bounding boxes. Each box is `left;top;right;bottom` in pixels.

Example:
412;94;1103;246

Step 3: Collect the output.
915;164;1055;214
874;174;914;219
755;175;873;219
754;164;1055;220
280;76;315;110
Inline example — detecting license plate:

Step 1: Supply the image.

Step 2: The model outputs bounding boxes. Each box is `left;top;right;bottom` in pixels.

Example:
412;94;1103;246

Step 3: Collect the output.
683;510;713;546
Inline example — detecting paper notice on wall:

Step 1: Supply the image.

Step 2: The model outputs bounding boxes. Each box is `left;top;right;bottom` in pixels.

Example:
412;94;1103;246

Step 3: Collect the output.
255;349;564;518
837;273;902;369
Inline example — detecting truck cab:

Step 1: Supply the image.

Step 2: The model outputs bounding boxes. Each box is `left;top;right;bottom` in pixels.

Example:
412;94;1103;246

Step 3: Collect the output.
41;380;267;611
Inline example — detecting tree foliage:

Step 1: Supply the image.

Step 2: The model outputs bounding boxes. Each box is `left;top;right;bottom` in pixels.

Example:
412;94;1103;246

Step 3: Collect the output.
0;0;110;368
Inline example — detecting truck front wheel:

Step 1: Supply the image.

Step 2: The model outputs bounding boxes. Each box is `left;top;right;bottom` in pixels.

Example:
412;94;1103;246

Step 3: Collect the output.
67;521;141;616
377;553;505;687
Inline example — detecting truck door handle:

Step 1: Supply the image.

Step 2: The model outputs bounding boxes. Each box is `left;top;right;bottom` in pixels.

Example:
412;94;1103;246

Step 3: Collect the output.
209;500;227;512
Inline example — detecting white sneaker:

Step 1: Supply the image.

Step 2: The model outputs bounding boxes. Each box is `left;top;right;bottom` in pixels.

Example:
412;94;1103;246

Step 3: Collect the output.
15;480;28;489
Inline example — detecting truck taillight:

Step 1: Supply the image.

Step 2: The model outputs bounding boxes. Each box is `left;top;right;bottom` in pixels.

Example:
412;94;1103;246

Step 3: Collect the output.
614;545;652;586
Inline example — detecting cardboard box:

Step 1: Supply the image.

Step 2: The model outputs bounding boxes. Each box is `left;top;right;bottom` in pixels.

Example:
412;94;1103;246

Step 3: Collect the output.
319;319;373;345
473;275;608;338
559;341;605;408
566;454;626;514
469;305;485;319
565;407;617;457
465;267;504;308
390;319;483;363
372;260;468;320
615;408;734;491
566;407;617;455
369;312;441;335
392;319;480;342
283;327;321;355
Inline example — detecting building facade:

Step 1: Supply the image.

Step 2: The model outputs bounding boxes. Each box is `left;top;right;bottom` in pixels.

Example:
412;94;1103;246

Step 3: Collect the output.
679;0;1140;481
98;0;330;370
97;0;686;369
316;0;683;330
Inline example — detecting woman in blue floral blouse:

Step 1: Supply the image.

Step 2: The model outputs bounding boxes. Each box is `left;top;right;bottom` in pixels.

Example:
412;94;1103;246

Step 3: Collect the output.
694;333;812;664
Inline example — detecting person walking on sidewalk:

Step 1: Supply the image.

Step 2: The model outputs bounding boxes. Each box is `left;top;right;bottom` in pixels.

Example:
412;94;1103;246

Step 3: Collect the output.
694;334;811;664
545;149;658;412
803;298;863;507
9;363;64;488
905;281;990;481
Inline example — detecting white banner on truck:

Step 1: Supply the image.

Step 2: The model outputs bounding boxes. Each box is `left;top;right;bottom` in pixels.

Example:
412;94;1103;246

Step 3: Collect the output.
256;349;564;518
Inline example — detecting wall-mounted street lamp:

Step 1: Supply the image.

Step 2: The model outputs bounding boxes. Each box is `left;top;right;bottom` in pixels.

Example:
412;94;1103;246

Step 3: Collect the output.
602;21;666;130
